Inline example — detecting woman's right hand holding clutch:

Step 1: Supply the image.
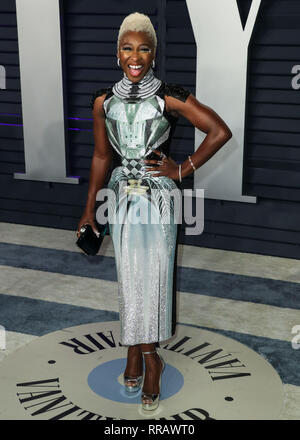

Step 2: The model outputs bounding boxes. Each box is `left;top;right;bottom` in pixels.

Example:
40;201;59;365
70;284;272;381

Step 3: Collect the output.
76;210;98;238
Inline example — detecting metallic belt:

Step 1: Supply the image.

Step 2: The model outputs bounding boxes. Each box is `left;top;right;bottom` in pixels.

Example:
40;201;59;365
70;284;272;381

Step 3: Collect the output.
120;157;158;195
121;157;148;178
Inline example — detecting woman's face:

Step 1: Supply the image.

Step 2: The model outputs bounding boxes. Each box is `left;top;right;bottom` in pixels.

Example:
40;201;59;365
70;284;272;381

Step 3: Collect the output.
117;31;155;83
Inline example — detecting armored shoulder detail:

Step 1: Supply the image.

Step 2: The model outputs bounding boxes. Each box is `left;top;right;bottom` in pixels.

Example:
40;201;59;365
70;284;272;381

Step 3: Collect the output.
90;87;113;109
159;82;191;102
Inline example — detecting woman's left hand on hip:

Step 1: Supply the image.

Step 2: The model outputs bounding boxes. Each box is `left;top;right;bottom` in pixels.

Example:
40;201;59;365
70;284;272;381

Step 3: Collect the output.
143;149;180;180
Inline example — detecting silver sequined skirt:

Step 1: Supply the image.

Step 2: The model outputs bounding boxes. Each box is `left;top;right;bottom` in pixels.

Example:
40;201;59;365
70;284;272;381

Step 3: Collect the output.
107;166;179;345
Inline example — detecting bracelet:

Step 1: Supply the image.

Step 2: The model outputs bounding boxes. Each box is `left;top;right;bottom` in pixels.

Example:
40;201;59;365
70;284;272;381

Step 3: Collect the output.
178;164;182;182
188;155;196;171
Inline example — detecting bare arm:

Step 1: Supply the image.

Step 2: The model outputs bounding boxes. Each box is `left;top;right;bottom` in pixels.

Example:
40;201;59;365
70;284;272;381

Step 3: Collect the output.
76;94;112;235
84;94;113;211
165;93;232;178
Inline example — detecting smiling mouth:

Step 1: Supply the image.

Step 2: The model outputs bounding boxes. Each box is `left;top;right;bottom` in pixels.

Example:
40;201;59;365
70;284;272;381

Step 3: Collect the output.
128;64;144;77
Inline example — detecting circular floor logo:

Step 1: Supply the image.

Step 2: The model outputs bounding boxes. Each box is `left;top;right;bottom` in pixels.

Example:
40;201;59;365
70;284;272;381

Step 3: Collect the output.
0;322;283;420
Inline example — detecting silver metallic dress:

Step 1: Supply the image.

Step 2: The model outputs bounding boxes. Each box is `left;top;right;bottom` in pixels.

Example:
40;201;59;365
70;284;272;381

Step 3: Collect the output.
92;83;189;346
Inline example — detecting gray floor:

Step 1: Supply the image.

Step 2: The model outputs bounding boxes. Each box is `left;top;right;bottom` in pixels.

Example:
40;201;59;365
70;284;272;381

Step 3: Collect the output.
0;222;299;419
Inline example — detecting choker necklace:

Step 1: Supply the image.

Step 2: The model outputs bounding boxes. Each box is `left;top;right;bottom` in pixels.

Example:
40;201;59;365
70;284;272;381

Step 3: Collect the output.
112;67;162;100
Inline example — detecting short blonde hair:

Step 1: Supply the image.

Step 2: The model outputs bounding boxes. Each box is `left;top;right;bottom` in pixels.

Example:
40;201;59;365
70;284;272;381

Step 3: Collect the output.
117;12;157;51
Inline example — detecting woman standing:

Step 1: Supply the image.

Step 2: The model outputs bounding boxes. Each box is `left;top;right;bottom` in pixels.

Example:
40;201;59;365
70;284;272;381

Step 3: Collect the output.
77;12;232;412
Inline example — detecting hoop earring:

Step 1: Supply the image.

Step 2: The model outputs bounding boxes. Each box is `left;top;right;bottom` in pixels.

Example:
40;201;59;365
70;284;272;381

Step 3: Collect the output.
151;59;155;68
117;58;120;67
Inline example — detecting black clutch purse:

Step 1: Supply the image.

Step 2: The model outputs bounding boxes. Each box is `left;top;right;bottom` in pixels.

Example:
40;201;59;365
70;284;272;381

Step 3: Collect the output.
76;223;108;256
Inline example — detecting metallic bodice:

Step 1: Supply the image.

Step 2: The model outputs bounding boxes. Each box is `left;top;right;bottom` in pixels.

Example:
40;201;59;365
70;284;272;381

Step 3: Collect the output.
103;94;171;179
105;93;179;255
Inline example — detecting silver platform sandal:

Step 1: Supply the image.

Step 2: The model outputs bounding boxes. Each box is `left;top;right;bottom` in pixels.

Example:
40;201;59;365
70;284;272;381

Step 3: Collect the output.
123;372;144;394
123;350;144;393
141;349;165;411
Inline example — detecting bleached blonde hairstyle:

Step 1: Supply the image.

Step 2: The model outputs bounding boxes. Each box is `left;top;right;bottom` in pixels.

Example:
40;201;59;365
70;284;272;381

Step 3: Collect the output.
117;12;157;53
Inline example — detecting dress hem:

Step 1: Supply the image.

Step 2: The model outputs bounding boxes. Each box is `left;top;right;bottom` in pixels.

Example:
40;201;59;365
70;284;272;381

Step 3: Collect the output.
121;334;174;346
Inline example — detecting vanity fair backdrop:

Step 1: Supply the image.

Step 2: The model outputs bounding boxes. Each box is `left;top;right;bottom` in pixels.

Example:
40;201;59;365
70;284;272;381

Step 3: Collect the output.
0;0;300;259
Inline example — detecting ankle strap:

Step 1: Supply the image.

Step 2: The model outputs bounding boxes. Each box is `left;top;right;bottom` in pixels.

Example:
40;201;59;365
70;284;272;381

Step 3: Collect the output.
142;350;156;354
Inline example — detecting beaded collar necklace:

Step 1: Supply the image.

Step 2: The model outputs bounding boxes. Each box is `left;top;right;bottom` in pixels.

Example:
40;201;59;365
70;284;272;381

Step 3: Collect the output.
112;67;162;100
